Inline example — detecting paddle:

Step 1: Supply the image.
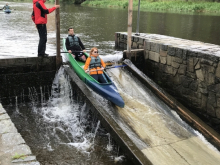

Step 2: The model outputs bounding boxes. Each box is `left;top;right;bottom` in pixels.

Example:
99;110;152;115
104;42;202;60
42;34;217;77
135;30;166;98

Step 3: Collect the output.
85;65;127;73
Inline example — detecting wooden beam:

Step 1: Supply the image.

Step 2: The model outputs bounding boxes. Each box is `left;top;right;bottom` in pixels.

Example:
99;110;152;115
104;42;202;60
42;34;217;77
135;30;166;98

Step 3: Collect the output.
55;0;62;69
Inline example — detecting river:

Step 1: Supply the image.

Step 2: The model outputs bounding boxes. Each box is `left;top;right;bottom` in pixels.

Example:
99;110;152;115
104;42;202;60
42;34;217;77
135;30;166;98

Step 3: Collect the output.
0;0;220;59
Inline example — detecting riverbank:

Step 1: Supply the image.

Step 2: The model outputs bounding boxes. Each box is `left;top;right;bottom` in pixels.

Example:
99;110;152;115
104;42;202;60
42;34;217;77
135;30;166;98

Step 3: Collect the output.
82;0;220;13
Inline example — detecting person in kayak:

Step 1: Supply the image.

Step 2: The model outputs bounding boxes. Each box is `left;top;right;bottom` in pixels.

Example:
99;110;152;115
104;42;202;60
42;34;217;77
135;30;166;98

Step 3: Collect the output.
31;0;60;57
84;47;107;83
65;28;86;62
2;3;10;10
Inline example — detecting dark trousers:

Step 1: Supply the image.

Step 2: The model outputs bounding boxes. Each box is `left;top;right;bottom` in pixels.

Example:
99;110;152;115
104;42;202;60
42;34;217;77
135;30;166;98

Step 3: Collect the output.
37;24;47;56
91;74;107;83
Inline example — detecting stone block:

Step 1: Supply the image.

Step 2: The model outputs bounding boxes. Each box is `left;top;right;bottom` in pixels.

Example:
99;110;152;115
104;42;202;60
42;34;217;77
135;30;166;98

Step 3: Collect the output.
11;156;38;164
151;42;160;53
160;56;166;64
217;98;220;107
173;57;183;64
176;48;183;58
216;62;220;78
0;120;18;134
167;46;175;56
196;69;204;81
160;50;167;57
186;71;196;79
160;44;168;51
208;92;217;107
178;65;186;75
149;51;160;62
144;50;149;60
145;41;151;50
188;50;197;57
0;113;10;120
183;49;187;60
198;52;219;62
171;61;180;69
201;95;207;111
2;133;25;147
164;65;177;76
194;58;199;66
187;58;194;73
182;77;193;88
216;108;220;118
205;73;215;85
201;59;214;66
183;60;187;65
199;87;208;95
202;64;215;73
189;81;199;91
195;60;201;70
207;103;216;117
167;55;172;66
0;104;6;114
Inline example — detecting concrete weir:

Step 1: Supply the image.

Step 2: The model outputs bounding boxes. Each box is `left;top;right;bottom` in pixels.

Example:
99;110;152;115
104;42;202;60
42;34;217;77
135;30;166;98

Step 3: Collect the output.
0;57;56;165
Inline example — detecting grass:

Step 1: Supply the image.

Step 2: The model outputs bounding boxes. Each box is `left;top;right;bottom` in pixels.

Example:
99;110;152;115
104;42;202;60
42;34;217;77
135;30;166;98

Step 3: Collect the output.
12;153;26;160
82;0;220;13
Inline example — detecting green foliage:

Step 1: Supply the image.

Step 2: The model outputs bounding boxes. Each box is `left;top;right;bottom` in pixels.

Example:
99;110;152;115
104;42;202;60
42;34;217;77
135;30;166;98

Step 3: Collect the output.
12;153;26;160
82;0;220;13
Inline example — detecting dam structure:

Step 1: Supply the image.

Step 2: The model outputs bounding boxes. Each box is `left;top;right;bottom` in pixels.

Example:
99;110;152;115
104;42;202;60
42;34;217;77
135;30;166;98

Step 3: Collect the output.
1;33;220;164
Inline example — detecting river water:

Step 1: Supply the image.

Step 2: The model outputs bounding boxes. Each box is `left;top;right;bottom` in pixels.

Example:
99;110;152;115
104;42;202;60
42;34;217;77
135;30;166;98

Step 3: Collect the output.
1;0;220;59
1;0;220;164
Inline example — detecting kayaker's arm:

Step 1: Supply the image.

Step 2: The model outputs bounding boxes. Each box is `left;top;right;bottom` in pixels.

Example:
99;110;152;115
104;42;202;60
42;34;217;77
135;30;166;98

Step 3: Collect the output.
84;57;91;71
100;59;106;68
78;37;85;50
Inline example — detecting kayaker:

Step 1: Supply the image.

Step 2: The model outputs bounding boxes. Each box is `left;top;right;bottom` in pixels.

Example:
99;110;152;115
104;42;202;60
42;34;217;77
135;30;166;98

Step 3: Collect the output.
31;0;60;57
84;47;107;83
65;28;86;62
3;3;10;10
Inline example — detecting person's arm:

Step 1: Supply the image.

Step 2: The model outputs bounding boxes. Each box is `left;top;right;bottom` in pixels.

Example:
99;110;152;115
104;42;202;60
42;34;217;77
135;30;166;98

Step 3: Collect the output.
78;37;85;50
100;58;106;69
84;57;91;71
31;11;35;23
37;1;59;15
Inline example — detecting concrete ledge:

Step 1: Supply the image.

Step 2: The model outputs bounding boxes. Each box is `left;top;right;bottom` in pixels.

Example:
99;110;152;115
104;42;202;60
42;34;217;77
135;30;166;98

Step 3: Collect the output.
123;59;220;151
0;104;40;165
64;65;153;165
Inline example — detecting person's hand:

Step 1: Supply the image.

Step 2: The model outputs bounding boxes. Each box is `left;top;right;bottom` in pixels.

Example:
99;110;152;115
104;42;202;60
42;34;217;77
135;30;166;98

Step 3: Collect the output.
55;5;60;9
83;50;86;52
68;50;72;53
72;54;75;58
101;67;105;71
85;69;89;73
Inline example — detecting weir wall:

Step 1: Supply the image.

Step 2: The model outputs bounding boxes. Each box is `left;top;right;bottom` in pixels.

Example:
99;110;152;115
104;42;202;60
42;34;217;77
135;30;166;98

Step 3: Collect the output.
115;32;220;132
0;56;57;165
0;57;57;105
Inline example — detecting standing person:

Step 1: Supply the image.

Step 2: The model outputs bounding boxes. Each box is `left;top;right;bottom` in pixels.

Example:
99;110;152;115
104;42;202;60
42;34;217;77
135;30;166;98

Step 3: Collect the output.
31;0;60;57
65;28;86;61
84;47;107;83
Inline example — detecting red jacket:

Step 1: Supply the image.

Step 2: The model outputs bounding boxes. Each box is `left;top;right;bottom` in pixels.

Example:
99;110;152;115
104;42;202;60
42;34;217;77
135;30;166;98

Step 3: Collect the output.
31;0;56;24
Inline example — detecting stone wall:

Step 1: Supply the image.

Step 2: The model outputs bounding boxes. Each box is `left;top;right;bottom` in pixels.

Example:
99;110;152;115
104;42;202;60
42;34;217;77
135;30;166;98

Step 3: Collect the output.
116;32;220;132
0;57;57;105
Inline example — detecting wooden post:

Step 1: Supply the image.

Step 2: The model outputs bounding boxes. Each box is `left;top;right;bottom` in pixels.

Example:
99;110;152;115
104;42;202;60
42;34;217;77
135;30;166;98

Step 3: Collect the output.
55;0;62;69
135;0;140;36
127;0;133;59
